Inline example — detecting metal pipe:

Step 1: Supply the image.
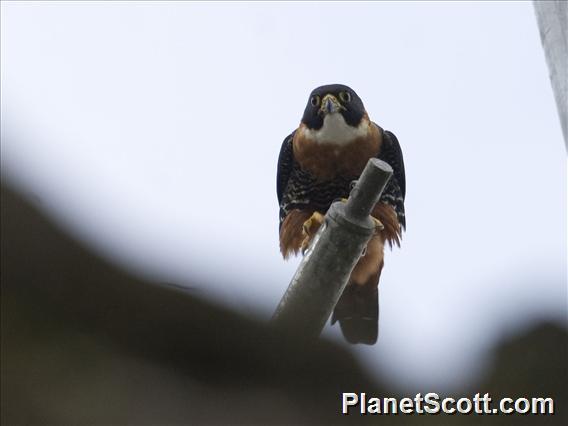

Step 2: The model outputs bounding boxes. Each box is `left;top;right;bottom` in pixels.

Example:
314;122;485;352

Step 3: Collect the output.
533;0;567;148
271;158;393;338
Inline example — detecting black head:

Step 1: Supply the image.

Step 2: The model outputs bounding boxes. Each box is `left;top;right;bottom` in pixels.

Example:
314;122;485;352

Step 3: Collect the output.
301;84;366;130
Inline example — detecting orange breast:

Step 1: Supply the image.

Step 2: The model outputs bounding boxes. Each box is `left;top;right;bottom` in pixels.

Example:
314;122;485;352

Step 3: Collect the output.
292;121;382;181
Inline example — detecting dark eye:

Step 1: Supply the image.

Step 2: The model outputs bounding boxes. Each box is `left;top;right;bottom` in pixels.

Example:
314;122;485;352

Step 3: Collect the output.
339;91;351;103
310;95;320;107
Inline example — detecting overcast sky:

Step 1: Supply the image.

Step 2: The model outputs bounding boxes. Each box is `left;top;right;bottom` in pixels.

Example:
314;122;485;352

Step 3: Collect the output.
2;1;566;392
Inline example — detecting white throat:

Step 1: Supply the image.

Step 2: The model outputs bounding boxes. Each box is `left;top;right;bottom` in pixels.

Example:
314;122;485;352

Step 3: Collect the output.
303;113;369;145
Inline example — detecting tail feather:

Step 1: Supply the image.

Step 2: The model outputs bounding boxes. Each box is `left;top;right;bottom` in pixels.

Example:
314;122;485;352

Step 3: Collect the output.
332;284;379;345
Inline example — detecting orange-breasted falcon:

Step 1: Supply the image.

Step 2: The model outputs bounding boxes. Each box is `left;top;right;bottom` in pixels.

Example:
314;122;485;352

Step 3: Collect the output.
277;84;405;345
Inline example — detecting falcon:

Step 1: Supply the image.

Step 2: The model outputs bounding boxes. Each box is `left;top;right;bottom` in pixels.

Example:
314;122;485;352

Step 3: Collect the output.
276;84;406;344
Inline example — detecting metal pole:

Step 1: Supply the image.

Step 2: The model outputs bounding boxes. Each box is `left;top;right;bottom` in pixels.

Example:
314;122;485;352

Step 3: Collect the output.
271;158;393;338
533;0;567;148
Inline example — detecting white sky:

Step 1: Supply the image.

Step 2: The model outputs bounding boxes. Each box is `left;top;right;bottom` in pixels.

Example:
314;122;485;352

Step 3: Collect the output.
2;1;566;392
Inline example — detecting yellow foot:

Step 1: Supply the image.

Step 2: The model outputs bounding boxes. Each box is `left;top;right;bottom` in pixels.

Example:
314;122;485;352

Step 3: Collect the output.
372;216;384;233
301;211;325;254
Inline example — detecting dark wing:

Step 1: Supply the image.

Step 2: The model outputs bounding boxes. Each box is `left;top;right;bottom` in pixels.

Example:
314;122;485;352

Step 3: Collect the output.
376;127;406;229
381;130;405;199
276;131;296;221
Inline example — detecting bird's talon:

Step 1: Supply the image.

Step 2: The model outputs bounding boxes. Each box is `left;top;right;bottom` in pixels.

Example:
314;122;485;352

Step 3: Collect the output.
302;212;324;237
333;197;349;204
302;219;312;236
301;211;325;254
373;217;384;232
300;233;312;254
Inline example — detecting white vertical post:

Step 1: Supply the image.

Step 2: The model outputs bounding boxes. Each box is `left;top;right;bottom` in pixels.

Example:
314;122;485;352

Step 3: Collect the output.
533;0;568;148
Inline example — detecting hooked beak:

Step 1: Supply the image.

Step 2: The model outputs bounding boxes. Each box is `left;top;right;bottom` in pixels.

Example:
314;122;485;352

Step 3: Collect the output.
319;94;344;115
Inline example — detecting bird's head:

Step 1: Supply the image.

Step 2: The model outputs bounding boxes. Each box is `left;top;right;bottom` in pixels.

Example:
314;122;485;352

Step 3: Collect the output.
300;84;370;145
301;84;366;130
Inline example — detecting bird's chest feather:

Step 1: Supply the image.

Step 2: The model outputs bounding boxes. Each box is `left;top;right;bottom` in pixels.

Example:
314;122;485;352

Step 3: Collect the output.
293;115;382;181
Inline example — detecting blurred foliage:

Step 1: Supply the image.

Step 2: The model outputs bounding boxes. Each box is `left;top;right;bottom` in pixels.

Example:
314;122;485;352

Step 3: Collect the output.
1;184;566;425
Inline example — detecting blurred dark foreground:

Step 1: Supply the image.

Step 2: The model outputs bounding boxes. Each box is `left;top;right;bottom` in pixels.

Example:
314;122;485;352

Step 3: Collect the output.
1;184;566;425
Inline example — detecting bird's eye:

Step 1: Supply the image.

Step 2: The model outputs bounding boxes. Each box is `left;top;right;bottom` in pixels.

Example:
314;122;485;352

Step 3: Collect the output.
339;91;352;103
310;95;320;107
